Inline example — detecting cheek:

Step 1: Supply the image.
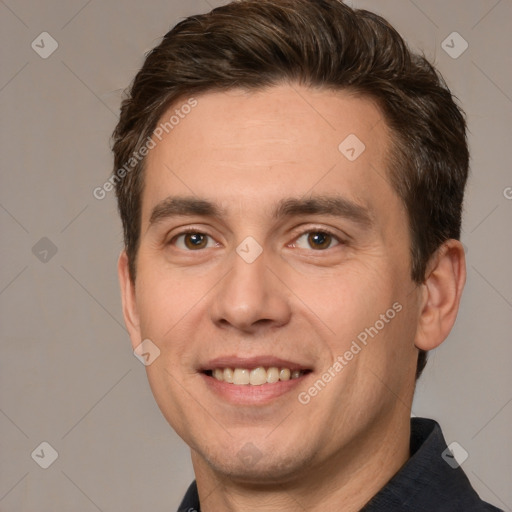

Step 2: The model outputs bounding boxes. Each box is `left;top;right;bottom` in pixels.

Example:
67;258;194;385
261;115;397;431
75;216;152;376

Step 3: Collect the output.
298;261;415;381
291;263;396;337
135;260;208;341
144;362;192;445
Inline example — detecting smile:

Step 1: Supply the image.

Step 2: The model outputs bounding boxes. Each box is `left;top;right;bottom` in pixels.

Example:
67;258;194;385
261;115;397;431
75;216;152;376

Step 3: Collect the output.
205;367;310;385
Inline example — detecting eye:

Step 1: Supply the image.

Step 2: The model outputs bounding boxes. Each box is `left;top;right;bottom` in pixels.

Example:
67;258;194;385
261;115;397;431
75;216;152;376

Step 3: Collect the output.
172;231;218;250
292;230;341;251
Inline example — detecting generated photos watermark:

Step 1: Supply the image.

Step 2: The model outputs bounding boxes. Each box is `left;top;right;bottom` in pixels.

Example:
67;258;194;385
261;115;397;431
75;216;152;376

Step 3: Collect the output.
298;301;403;405
93;97;198;200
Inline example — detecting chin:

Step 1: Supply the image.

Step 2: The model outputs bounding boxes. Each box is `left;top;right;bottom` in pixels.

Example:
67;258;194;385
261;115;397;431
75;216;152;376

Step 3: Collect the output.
199;441;315;484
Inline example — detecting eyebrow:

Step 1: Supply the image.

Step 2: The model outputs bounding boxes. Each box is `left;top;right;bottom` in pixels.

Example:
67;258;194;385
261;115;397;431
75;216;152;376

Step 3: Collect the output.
148;195;373;228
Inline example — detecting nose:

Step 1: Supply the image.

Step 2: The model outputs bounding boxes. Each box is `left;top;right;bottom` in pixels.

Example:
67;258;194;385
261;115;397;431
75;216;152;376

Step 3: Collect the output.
209;247;292;334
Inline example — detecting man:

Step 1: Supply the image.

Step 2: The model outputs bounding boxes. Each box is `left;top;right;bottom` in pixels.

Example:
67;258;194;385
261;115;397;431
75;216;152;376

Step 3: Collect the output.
111;1;502;510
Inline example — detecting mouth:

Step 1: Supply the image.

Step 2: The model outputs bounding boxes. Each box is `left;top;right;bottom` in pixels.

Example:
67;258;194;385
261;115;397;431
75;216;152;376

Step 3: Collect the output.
203;366;311;385
199;357;313;405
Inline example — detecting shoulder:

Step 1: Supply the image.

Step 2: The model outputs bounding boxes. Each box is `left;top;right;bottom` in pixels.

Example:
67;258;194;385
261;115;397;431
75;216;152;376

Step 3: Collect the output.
361;418;504;511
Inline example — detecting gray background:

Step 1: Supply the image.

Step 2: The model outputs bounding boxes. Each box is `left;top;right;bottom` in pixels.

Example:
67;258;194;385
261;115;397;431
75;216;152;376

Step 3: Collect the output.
1;0;511;511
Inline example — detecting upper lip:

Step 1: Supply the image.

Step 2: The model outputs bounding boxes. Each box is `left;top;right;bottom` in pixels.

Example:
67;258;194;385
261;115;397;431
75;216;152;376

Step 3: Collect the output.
200;356;312;371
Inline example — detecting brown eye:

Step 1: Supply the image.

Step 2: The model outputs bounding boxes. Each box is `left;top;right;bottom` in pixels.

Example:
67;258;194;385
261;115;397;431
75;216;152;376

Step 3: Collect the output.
307;232;332;250
293;231;340;251
173;232;215;250
184;233;207;249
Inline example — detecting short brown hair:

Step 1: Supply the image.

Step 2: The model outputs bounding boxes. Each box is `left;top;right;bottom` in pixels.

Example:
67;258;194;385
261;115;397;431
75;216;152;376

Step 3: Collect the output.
111;0;469;380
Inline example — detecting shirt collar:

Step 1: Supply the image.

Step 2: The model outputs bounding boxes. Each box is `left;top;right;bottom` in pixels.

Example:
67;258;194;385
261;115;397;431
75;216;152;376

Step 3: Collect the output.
360;417;500;511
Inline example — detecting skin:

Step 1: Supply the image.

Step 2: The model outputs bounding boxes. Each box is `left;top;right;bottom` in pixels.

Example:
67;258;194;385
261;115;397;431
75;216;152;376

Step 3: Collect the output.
118;84;466;512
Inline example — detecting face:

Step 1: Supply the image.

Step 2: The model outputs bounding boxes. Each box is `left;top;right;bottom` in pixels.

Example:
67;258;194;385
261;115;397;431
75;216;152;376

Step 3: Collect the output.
120;84;423;483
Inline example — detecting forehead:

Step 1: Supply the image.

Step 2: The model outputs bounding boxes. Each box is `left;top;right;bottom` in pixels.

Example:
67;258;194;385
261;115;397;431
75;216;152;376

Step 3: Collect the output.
142;84;399;225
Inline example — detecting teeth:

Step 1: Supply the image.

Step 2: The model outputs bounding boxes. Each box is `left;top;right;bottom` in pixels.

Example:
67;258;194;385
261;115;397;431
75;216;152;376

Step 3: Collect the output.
267;367;280;383
233;368;250;385
223;368;234;383
280;368;291;381
210;366;306;385
249;367;267;385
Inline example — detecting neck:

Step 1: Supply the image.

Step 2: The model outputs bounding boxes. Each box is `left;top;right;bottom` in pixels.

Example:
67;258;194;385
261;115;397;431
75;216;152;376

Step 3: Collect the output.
192;412;411;512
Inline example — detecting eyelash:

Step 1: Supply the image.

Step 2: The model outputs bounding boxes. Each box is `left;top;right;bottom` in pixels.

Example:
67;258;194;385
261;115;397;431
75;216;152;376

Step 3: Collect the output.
168;227;345;251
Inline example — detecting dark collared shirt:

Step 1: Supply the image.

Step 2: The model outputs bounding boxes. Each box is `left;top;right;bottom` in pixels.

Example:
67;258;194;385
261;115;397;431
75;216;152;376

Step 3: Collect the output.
177;417;503;511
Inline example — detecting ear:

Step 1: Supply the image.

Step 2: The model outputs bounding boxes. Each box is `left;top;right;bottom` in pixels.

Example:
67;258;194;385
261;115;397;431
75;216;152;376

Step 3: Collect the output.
118;250;142;350
414;239;466;351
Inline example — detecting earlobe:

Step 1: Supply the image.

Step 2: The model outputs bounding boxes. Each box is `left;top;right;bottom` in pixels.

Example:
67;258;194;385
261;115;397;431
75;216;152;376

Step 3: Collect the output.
118;250;142;350
414;240;466;352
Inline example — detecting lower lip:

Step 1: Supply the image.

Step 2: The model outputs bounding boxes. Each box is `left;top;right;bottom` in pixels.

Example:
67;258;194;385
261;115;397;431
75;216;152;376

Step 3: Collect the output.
201;373;310;405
